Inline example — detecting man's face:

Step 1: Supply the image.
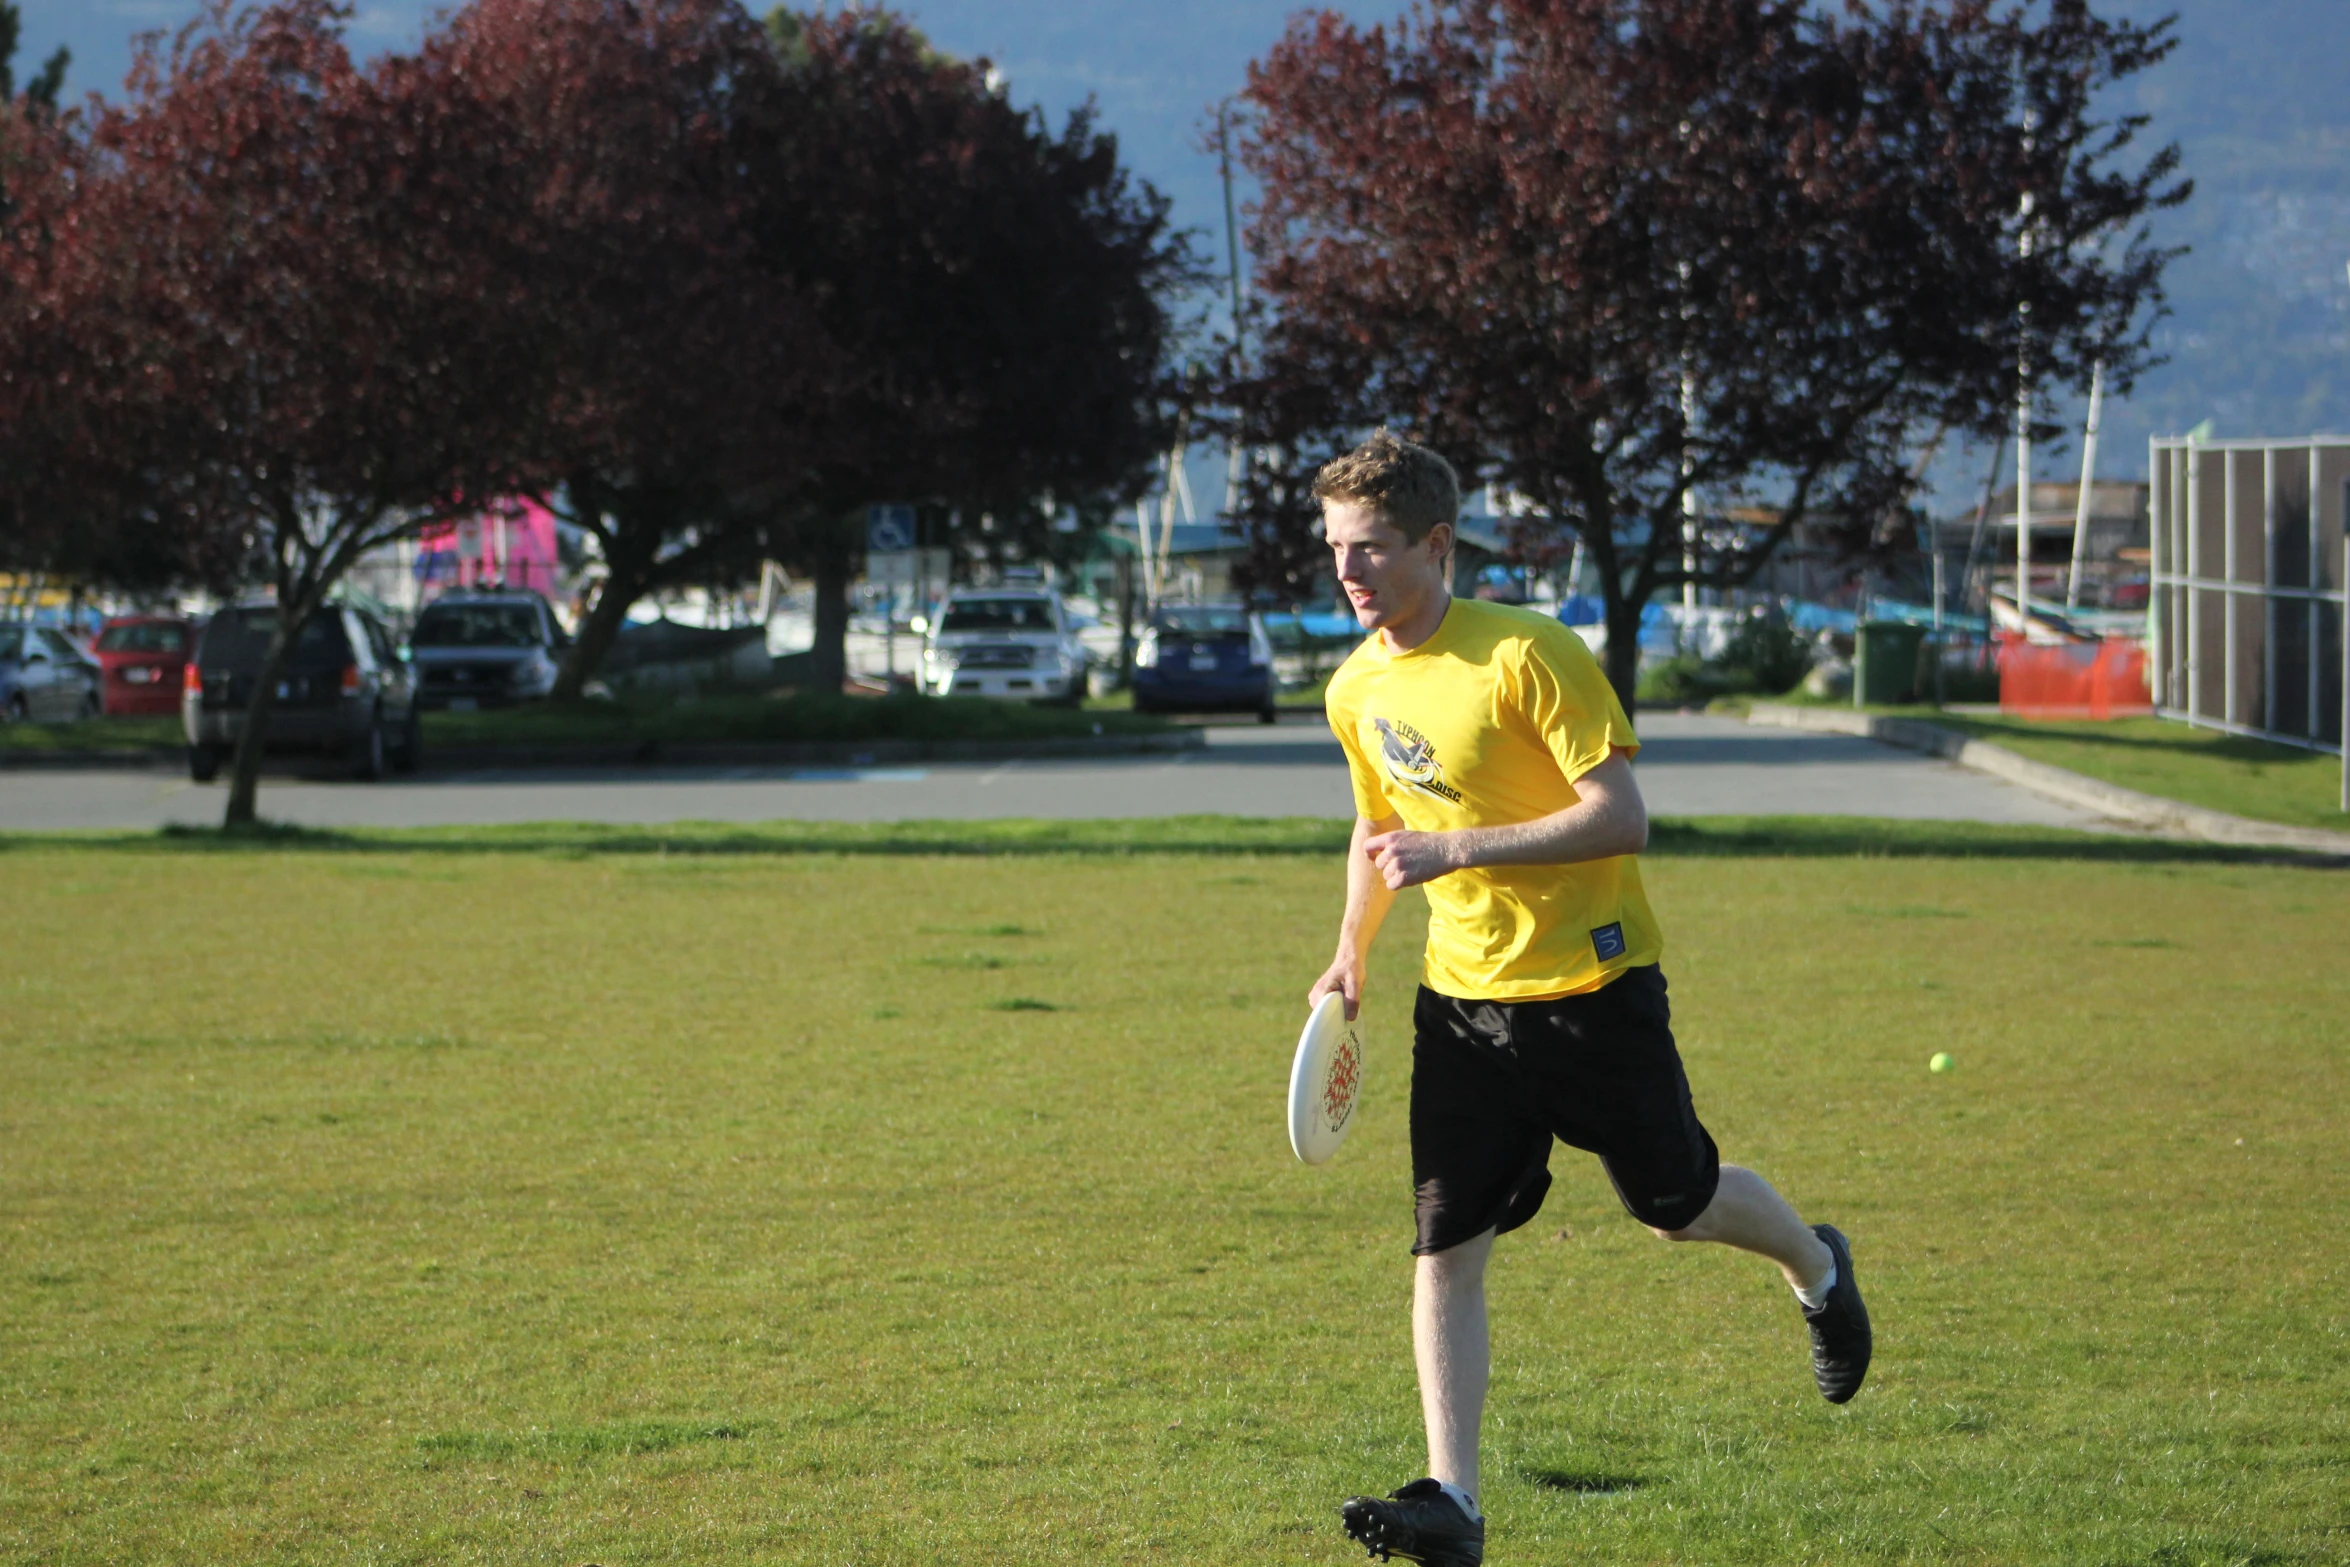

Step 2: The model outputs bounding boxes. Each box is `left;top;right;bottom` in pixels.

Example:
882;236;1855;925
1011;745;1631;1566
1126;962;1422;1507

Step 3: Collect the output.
1323;500;1450;632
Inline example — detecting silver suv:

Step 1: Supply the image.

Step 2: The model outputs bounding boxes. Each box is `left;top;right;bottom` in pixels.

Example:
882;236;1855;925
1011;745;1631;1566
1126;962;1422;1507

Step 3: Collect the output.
407;591;568;710
919;590;1087;704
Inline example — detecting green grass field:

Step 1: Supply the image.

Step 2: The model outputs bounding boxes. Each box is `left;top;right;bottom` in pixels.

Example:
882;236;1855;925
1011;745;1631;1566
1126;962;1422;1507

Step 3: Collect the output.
3;831;2346;1564
1906;713;2348;833
1735;702;2350;834
0;714;181;751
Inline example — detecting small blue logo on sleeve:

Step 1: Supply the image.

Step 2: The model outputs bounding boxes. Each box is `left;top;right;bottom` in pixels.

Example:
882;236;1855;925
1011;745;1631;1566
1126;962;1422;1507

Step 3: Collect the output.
1591;922;1627;961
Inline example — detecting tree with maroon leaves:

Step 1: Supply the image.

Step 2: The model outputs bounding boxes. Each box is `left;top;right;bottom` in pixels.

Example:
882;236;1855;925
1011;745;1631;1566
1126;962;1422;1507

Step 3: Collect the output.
0;2;80;603
73;0;541;823
1232;0;2185;706
752;7;1189;694
0;91;247;607
420;0;834;704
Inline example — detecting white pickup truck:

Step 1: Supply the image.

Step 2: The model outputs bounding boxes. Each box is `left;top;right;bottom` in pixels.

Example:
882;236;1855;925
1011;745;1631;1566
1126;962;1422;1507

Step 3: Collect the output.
918;590;1088;704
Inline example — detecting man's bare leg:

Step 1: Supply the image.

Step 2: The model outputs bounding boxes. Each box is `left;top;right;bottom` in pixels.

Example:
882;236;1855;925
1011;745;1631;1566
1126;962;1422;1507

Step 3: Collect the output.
1415;1228;1495;1500
1653;1163;1833;1290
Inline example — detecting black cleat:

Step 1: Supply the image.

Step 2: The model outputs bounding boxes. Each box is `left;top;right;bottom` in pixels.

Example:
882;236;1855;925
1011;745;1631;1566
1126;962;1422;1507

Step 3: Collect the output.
1803;1223;1872;1403
1339;1478;1485;1566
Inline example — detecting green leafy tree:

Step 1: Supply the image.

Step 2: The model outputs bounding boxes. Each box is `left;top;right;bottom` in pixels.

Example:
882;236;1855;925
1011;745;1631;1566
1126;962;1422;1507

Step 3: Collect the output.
0;2;67;111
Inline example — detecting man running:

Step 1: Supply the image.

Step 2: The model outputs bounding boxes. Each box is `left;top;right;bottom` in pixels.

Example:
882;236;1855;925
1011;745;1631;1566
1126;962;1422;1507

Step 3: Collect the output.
1305;432;1871;1567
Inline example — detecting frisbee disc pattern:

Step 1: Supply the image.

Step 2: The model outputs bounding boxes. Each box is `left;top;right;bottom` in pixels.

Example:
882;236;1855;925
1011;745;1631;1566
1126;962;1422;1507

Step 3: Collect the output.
1322;1033;1361;1131
1288;994;1366;1164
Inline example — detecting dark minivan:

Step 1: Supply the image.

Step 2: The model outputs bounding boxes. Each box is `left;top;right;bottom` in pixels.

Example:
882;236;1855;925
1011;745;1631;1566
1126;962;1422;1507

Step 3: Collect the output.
183;602;420;781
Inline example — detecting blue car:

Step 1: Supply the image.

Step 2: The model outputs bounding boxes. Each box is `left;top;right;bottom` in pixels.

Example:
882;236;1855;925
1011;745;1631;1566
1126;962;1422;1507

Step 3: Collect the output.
1131;604;1277;722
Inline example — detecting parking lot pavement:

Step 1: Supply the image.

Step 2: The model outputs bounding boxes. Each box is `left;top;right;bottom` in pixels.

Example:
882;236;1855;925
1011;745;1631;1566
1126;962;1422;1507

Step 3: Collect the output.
0;712;2109;832
1629;713;2109;824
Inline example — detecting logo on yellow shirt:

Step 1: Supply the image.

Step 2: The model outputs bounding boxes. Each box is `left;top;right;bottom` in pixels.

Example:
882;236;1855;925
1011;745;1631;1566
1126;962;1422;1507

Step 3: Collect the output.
1370;716;1464;804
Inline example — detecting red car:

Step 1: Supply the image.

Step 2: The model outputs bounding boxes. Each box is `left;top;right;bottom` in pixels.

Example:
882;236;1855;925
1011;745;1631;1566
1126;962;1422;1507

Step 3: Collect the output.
94;615;196;717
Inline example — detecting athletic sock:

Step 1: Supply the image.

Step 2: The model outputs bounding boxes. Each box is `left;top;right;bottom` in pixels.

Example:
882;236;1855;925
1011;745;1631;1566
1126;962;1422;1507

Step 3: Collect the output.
1436;1481;1482;1521
1793;1262;1837;1312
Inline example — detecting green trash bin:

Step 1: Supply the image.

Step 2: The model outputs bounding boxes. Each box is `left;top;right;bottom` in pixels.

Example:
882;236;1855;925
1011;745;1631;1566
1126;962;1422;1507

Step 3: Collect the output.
1853;621;1926;707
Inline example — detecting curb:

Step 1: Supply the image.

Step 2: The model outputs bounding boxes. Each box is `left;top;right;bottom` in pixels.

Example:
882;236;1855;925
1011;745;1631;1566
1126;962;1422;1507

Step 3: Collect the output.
0;728;1206;774
1745;703;2350;858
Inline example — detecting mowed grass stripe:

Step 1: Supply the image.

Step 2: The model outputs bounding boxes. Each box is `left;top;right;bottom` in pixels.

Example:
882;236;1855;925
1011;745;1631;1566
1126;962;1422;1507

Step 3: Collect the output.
0;848;2344;1564
1;811;2339;866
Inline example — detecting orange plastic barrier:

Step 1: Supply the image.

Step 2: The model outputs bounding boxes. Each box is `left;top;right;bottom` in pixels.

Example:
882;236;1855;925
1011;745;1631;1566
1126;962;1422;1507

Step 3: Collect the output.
1998;637;2151;719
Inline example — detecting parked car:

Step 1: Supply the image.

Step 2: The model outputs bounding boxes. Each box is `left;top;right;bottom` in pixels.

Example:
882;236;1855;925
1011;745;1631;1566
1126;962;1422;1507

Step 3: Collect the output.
919;590;1088;703
93;615;197;717
183;602;419;781
1131;603;1277;722
406;590;569;710
0;622;102;723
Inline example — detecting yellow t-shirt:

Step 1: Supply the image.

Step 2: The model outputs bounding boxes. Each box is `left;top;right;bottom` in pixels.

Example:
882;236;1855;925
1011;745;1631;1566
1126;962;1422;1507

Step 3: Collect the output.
1325;597;1663;1001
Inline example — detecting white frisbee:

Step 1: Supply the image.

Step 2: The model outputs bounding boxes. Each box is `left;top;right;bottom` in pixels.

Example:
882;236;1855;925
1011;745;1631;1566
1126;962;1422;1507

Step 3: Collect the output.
1288;992;1366;1165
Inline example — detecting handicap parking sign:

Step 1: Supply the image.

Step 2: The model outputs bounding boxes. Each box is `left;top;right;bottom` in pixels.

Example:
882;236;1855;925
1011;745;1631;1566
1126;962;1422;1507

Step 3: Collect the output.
866;504;915;553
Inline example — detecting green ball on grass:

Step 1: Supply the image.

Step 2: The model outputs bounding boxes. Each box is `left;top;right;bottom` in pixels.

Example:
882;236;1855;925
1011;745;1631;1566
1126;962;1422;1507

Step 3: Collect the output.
1929;1051;1955;1074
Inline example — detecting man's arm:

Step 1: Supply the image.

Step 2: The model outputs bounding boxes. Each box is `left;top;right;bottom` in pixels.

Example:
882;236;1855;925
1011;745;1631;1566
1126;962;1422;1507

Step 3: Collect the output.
1363;747;1646;891
1307;811;1404;1021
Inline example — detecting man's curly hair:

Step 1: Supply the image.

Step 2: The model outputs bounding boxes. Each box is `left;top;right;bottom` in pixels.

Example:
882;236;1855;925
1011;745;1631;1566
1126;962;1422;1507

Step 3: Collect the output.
1312;429;1461;543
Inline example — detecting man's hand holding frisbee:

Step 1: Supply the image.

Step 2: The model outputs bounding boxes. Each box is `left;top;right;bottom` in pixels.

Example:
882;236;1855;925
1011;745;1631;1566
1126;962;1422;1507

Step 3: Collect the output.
1306;950;1367;1022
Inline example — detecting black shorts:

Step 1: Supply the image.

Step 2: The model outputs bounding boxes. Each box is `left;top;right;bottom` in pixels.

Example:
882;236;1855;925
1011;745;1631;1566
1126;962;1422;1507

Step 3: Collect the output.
1410;966;1720;1255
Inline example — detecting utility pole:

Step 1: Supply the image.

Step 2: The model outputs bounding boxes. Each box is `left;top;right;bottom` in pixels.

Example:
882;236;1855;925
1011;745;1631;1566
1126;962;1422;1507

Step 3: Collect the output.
1932;507;1947;707
1218;103;1247;364
1135;499;1157;609
1681;366;1699;625
2066;362;2105;612
1961;435;2006;614
2013;67;2039;639
1678;257;1698;640
1153;407;1193;614
1218;104;1249;526
2015;230;2035;634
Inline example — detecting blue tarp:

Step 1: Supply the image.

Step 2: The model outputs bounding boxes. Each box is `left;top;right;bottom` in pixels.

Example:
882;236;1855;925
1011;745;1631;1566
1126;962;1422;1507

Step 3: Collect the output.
1857;598;1992;635
1272;610;1366;642
1787;601;1858;636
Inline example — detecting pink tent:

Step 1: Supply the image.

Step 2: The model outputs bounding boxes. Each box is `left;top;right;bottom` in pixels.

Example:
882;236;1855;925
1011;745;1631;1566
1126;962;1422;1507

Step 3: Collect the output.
416;498;559;597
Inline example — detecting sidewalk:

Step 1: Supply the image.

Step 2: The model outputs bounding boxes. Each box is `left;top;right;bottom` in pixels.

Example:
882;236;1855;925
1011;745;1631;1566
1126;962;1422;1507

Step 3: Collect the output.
1630;713;2107;827
1;711;2117;833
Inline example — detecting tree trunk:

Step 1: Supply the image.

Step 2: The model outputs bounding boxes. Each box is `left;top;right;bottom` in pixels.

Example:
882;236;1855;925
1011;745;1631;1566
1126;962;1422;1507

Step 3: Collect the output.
1601;588;1645;720
1115;548;1135;683
221;597;318;829
810;547;851;695
552;558;647;702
